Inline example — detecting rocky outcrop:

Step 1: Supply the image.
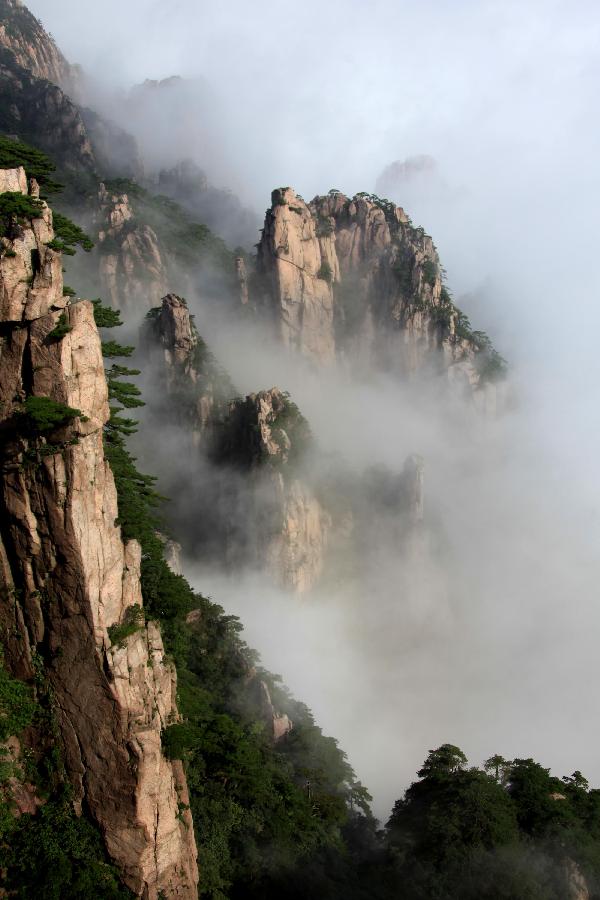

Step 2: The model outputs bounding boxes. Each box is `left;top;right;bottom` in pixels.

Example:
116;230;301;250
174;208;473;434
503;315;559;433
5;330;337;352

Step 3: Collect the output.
155;158;260;250
256;188;337;365
0;169;198;897
255;187;506;406
0;0;75;90
80;107;143;180
97;183;168;313
142;297;331;592
142;293;234;445
565;859;590;900
255;679;293;742
0;7;141;185
0;47;96;175
216;388;332;592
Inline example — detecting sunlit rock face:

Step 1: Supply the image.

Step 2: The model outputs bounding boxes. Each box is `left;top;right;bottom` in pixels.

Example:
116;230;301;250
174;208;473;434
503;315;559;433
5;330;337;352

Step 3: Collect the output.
255;186;506;411
141;292;235;448
0;171;198;898
97;183;168;313
0;0;74;89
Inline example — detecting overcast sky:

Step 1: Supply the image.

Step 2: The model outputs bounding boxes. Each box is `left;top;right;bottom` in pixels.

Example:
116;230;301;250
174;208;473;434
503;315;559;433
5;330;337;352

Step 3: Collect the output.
27;0;600;204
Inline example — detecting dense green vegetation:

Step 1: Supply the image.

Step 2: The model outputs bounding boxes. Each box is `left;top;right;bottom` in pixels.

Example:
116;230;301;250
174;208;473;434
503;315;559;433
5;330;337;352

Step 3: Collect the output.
384;744;600;899
47;212;94;255
16;395;85;433
0;190;43;238
0;135;62;195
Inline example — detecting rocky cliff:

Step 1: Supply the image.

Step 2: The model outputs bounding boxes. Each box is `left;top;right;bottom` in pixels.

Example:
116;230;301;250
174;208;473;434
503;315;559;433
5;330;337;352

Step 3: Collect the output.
156;158;260;250
0;47;96;177
216;387;332;593
0;168;198;897
97;183;168;313
0;2;141;188
142;294;331;593
0;0;75;90
142;293;233;446
255;187;506;407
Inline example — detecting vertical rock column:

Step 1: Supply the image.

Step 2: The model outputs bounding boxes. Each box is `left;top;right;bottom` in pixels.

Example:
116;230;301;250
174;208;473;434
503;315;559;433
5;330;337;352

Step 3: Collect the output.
0;167;198;898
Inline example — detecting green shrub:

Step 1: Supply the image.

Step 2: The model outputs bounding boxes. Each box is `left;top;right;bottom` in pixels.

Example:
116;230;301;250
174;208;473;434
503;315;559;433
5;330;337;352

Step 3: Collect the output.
0;136;62;195
62;285;76;297
92;299;122;329
46;212;93;256
477;348;508;382
393;252;414;294
17;396;84;433
315;216;334;237
107;604;145;647
47;312;72;341
454;308;473;341
317;261;333;283
101;340;134;358
0;650;36;743
422;258;438;286
162;723;202;760
0;191;43;239
430;303;454;328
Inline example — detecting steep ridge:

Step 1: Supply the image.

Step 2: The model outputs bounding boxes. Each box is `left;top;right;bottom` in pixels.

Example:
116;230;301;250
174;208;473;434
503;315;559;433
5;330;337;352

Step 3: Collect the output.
0;47;96;178
142;293;233;445
142;294;331;592
254;187;506;410
141;294;426;594
97;183;168;313
0;168;198;897
94;178;235;315
0;0;74;89
215;386;332;592
0;1;141;188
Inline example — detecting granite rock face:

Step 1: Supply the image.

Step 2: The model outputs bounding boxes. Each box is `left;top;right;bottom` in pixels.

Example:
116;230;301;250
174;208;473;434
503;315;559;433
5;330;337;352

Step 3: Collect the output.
0;0;75;89
97;183;168;313
142;293;234;446
255;187;506;409
217;387;332;593
0;47;96;175
0;169;198;898
143;296;330;592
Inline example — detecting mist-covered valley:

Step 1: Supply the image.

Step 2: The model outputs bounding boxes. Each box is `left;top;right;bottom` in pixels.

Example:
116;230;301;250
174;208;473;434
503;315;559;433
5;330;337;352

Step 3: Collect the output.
1;0;600;897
